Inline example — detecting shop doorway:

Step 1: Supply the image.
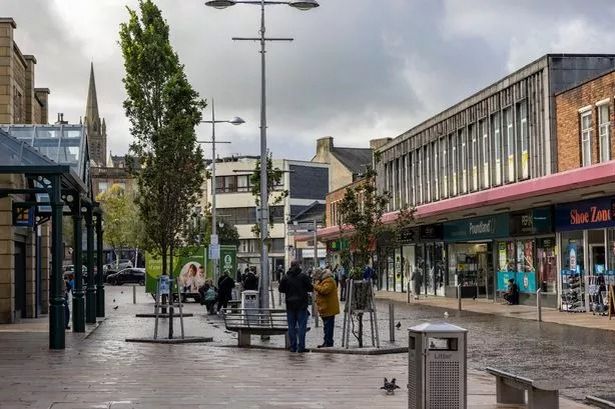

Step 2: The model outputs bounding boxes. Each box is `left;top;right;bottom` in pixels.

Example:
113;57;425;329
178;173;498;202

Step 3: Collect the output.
589;244;606;275
14;242;26;320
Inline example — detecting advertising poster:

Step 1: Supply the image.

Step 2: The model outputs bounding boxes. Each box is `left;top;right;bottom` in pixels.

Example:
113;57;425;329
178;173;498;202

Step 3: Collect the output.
516;271;537;293
497;271;516;291
218;246;237;278
145;246;207;294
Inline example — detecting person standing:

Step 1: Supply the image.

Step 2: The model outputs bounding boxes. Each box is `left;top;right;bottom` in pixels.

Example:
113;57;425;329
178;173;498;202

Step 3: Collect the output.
242;268;259;291
313;268;340;348
339;264;347;301
217;271;235;313
64;273;73;330
279;260;313;353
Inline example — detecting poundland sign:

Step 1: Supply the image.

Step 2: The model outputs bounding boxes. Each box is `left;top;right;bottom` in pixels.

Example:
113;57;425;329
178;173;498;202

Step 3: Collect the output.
444;214;509;242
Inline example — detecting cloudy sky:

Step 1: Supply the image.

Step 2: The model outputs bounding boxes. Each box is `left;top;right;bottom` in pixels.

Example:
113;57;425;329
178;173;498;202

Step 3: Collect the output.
4;0;615;161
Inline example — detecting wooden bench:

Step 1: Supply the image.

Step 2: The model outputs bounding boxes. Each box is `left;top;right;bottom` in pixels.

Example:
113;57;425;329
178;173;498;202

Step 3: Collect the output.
486;367;561;409
222;308;288;347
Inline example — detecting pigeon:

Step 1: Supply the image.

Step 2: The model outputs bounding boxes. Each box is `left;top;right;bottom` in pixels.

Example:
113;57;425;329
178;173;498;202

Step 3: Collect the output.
113;305;119;310
444;311;449;319
395;322;401;330
381;378;400;395
113;299;116;303
121;291;124;294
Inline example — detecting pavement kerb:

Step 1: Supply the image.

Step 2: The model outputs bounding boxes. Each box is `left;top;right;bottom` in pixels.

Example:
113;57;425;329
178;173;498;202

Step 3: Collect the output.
375;291;615;333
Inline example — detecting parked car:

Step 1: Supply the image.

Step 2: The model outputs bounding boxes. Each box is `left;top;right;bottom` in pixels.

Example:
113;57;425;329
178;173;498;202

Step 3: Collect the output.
103;259;133;272
106;268;145;286
63;265;88;280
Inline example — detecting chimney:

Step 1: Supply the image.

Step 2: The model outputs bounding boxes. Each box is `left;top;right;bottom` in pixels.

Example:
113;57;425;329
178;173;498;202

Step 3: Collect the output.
55;113;68;124
316;136;334;156
34;88;50;124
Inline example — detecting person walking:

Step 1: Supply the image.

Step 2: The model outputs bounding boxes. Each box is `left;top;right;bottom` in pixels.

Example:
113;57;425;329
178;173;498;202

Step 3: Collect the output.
279;260;313;353
339;264;347;301
313;268;340;348
217;271;235;313
64;273;73;330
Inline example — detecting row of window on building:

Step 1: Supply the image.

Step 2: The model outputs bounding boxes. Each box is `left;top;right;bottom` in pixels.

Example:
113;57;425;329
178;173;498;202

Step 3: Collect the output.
239;238;285;253
215;175;284;194
580;101;611;167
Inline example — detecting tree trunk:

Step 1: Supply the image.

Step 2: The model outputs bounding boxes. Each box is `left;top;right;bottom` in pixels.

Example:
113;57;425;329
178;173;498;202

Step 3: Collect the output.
161;249;168;314
358;312;363;348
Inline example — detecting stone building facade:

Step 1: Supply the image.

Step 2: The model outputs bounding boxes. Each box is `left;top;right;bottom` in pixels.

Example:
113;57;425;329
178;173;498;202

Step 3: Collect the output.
0;17;52;323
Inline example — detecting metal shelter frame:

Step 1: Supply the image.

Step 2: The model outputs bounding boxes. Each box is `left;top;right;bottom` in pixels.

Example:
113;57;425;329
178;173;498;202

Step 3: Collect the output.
0;126;105;349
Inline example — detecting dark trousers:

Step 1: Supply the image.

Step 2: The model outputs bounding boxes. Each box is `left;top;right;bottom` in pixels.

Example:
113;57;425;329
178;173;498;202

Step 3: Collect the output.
204;300;216;314
340;281;347;301
217;296;230;311
286;308;308;352
64;296;70;329
322;315;335;347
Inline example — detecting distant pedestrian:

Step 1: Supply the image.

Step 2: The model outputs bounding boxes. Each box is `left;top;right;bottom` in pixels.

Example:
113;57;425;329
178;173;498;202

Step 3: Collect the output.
411;267;423;300
279;260;313;353
503;278;519;305
313;268;340;348
203;285;217;315
217;271;235;312
64;274;73;330
339;265;347;302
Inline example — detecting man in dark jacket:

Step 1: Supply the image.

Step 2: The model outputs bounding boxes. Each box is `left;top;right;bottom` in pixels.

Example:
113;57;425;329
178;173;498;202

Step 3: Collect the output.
242;269;259;291
279;260;313;353
217;271;235;313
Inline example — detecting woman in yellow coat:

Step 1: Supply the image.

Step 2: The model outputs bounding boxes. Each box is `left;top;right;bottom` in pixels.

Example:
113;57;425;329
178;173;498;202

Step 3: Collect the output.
313;268;340;348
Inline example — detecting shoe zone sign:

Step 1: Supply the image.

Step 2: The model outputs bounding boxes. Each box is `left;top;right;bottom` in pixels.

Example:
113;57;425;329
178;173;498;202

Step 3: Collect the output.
555;197;615;231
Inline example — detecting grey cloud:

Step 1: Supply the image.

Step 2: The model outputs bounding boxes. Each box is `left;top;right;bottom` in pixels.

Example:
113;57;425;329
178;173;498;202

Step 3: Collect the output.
4;0;615;161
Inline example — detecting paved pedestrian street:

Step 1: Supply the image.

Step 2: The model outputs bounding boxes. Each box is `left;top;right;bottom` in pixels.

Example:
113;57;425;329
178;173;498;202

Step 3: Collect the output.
0;286;599;408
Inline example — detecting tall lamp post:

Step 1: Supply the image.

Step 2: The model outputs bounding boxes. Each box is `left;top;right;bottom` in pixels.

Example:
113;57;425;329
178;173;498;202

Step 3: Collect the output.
198;98;244;283
205;0;319;308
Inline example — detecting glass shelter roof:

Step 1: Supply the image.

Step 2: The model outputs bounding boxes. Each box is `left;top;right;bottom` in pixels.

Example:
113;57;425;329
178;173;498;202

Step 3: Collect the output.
0;124;89;191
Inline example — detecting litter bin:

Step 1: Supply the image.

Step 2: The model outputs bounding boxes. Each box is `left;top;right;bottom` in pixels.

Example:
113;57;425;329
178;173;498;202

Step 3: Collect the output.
408;322;467;409
241;290;259;325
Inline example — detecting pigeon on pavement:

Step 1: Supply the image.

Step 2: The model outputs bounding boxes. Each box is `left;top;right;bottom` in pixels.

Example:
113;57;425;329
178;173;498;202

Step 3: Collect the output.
381;378;400;395
395;321;401;330
113;305;119;310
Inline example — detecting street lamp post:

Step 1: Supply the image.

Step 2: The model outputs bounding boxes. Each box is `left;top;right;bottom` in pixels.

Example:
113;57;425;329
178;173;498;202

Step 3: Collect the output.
198;98;244;283
205;0;319;309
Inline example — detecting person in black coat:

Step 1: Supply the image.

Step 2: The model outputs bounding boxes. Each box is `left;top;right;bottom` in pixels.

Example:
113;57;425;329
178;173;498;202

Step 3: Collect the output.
279;260;313;353
242;269;259;291
217;272;235;312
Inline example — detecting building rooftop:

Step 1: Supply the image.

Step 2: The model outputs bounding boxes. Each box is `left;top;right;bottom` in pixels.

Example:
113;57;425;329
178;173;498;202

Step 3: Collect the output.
330;146;372;176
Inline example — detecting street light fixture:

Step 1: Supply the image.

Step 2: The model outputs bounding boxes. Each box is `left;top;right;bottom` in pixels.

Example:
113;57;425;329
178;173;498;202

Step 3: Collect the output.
205;0;318;309
198;98;244;283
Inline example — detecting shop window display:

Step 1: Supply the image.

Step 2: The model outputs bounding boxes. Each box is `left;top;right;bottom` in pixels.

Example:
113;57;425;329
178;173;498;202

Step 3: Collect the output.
537;238;557;293
449;243;489;298
560;231;585;312
496;239;540;295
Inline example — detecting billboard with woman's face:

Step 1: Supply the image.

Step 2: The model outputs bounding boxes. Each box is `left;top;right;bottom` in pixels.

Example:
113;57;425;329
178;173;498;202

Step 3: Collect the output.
178;262;205;294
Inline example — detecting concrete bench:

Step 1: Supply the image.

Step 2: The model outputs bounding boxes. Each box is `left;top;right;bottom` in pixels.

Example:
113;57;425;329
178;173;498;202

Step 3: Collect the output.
486;367;562;409
222;308;288;347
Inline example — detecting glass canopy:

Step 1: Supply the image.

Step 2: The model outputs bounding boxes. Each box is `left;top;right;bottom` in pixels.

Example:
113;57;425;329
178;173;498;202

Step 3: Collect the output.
1;124;89;188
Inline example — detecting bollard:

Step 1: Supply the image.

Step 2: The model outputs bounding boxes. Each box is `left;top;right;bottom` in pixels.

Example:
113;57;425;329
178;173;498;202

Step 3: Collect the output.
407;281;411;304
536;288;542;322
313;297;319;327
389;302;395;342
457;284;462;311
133;285;136;304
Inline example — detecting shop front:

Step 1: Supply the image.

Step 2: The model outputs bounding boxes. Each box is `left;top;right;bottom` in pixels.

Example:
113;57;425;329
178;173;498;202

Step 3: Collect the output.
495;207;556;307
443;214;507;299
556;197;615;313
380;225;445;296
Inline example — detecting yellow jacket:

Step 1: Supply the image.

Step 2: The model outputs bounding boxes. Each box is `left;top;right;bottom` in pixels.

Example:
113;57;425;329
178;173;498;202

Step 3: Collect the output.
314;273;340;317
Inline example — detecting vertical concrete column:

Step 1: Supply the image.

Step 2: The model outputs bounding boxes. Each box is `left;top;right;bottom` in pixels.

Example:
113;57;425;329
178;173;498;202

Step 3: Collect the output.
23;55;35;124
24;227;36;318
40;222;50;314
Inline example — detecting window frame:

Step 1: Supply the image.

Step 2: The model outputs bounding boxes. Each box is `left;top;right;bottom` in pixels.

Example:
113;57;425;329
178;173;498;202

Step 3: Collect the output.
598;101;610;163
580;110;593;167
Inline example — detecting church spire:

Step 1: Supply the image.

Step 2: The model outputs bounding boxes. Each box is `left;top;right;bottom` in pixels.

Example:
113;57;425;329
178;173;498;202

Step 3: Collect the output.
85;62;99;121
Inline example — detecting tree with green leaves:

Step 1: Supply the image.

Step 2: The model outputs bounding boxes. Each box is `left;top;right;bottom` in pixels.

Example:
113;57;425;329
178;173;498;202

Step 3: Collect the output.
182;205;240;248
337;166;390;279
119;0;205;278
96;184;145;265
249;155;288;238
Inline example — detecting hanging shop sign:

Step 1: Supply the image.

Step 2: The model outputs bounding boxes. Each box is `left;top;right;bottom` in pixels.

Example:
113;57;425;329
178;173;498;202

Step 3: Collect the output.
555;197;615;232
399;227;419;244
327;238;349;252
509;207;553;236
443;214;509;242
419;224;443;240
